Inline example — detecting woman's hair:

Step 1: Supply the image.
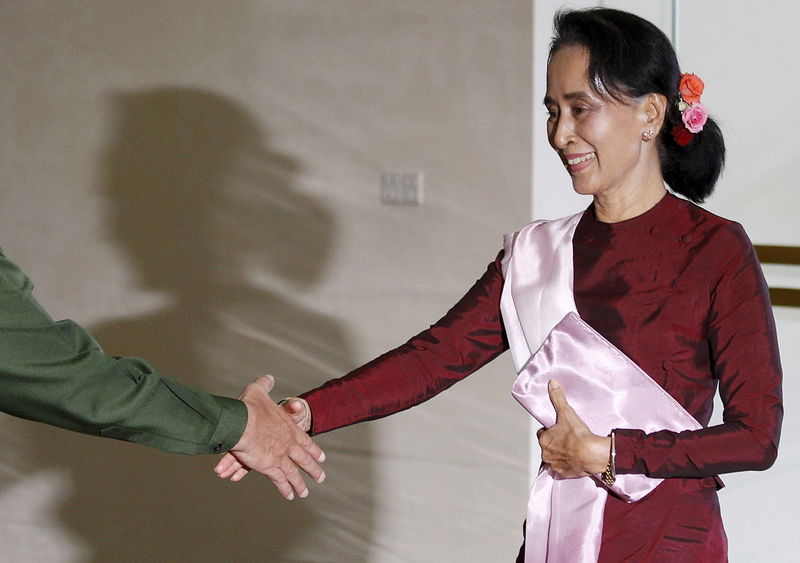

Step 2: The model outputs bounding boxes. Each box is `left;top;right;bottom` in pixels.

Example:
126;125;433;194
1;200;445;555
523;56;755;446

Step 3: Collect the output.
549;8;725;203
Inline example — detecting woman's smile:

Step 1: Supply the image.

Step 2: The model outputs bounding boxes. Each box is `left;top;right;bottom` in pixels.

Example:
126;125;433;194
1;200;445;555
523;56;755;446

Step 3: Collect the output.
563;151;596;172
545;45;666;211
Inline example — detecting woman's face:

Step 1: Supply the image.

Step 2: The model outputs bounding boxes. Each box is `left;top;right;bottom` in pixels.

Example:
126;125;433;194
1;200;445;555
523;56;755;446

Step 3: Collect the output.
545;46;654;198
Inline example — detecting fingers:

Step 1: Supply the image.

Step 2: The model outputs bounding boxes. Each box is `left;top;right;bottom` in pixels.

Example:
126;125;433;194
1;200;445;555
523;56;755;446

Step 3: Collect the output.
288;439;326;484
281;397;313;433
251;374;276;395
276;400;322;463
216;449;314;498
230;467;250;482
281;459;310;499
292;425;325;464
236;375;275;401
264;466;301;500
218;449;310;499
219;375;327;498
214;452;242;478
284;398;304;415
548;379;575;420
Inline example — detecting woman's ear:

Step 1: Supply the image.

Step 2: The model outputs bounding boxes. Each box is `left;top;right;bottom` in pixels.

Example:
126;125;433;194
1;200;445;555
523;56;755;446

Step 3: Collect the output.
645;92;668;133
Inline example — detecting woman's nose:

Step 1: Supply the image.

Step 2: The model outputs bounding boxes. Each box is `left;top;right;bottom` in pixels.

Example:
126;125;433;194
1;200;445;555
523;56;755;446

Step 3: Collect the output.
550;116;574;150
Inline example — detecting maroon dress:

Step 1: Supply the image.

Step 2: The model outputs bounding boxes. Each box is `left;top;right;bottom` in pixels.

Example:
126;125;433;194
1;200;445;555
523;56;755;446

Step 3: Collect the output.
302;194;783;561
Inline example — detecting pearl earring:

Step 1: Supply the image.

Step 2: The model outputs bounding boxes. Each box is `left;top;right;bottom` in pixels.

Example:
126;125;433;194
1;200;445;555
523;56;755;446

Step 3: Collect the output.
642;129;655;142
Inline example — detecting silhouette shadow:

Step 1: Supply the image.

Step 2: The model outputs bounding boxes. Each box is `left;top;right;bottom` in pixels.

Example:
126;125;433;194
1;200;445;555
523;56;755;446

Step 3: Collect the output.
1;88;375;562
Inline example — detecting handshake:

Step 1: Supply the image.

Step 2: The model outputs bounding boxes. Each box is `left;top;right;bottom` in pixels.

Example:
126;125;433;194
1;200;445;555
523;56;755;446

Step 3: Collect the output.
213;375;323;501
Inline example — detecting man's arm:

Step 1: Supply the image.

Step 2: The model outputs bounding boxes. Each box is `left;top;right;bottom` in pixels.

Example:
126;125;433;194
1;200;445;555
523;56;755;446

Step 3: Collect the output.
0;249;324;498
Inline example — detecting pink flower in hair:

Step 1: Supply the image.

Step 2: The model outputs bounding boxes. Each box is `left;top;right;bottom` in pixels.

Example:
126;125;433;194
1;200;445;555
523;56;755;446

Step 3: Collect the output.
681;103;708;134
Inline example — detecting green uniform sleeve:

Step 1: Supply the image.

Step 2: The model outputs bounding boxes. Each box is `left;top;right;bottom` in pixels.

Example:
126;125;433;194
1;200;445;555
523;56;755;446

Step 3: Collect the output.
0;250;247;454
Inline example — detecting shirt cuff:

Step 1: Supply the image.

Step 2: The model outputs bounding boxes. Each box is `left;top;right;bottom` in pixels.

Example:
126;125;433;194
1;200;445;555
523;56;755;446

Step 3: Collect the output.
612;428;646;475
299;390;320;435
208;396;248;453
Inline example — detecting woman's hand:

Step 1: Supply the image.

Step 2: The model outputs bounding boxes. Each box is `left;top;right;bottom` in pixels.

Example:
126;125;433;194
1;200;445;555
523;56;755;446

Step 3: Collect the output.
282;397;312;432
538;379;610;478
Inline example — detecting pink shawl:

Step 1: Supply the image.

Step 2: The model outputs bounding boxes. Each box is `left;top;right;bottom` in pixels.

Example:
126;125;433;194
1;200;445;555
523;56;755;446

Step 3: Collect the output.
500;213;701;562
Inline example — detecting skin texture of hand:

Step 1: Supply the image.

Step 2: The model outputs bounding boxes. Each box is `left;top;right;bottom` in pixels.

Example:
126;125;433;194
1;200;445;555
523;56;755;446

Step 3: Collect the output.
215;397;313;484
537;379;610;478
213;376;325;499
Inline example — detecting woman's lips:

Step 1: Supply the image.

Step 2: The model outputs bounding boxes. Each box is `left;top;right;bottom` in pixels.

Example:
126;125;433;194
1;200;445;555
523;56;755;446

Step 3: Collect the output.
563;152;596;173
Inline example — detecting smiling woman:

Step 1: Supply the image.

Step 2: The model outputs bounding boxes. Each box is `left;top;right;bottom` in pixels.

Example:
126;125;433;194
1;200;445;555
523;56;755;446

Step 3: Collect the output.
216;7;783;563
544;45;667;219
545;8;726;210
542;13;725;228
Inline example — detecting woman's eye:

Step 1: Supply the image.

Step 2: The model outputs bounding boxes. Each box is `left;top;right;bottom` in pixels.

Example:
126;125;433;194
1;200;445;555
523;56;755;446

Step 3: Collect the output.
572;106;587;115
546;109;558;119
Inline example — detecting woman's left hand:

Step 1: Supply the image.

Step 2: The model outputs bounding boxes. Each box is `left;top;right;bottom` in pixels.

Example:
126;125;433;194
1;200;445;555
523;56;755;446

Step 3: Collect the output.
537;379;611;478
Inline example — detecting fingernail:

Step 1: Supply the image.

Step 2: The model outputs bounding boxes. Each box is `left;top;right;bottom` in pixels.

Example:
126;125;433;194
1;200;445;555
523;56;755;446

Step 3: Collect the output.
299;489;309;498
318;451;326;462
287;492;294;501
549;380;560;389
265;374;275;383
317;471;326;483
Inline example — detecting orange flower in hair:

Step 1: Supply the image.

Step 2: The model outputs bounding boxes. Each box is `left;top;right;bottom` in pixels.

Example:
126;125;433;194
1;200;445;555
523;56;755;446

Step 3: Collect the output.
678;73;704;104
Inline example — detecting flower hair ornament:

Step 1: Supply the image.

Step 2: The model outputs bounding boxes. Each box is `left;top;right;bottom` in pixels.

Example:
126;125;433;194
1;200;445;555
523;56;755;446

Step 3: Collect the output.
671;73;709;147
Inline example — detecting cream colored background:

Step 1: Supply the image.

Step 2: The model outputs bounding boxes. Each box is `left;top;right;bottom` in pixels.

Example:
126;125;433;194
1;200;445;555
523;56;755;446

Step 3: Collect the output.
0;2;530;561
0;1;795;561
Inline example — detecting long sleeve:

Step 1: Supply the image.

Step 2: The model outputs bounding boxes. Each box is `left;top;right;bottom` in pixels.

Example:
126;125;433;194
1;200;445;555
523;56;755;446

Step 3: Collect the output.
613;223;783;478
0;249;247;455
302;254;508;435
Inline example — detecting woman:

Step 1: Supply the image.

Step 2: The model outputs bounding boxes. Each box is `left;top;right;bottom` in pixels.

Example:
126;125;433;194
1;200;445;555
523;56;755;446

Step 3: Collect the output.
217;8;783;560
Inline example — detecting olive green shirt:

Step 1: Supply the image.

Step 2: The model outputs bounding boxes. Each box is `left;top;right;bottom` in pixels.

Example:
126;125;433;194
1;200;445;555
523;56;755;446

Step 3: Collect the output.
0;248;247;454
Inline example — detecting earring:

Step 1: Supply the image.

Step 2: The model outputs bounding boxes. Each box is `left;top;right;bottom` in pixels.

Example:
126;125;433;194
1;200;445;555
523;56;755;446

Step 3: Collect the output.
642;129;655;142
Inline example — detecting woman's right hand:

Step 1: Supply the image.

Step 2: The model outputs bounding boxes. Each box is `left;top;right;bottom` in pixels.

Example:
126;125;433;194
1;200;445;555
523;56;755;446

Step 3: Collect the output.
281;397;312;432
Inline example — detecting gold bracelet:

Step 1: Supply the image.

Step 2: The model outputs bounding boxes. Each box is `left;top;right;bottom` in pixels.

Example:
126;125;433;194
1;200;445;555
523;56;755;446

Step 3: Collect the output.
600;430;616;486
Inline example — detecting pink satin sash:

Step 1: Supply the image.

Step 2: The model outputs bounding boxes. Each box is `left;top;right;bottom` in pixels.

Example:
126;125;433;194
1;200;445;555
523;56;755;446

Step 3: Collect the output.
500;214;702;562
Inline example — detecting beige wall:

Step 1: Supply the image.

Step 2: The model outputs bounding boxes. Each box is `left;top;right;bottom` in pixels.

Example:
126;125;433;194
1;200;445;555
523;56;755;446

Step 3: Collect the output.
4;1;795;561
0;2;531;561
680;3;799;561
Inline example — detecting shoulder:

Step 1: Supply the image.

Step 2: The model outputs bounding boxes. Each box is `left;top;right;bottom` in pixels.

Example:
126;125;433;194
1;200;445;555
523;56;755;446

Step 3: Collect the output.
668;196;752;255
667;198;762;293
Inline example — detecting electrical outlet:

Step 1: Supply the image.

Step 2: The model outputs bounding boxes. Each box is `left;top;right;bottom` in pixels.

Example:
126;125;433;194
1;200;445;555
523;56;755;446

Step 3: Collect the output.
381;172;423;206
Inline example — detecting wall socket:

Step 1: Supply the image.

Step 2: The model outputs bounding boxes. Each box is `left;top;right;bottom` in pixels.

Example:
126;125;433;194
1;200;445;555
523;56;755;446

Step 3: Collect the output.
381;172;423;206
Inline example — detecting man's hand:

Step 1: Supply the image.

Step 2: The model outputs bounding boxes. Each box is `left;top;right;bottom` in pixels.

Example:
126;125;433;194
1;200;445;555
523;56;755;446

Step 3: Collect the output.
214;395;312;484
213;375;325;500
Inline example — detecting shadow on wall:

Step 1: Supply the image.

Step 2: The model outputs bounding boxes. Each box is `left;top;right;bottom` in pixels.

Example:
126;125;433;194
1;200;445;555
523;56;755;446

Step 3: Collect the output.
2;88;375;561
